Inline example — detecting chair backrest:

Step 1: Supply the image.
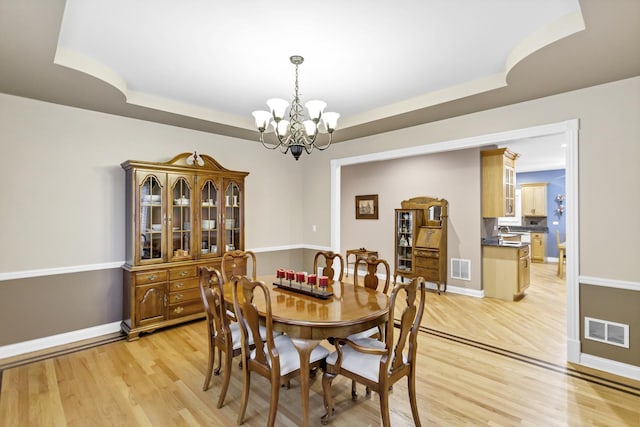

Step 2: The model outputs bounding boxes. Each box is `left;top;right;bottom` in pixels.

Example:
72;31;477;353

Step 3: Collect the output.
313;251;345;282
556;230;562;247
231;276;279;375
221;250;257;283
199;266;232;344
385;276;426;374
354;255;391;293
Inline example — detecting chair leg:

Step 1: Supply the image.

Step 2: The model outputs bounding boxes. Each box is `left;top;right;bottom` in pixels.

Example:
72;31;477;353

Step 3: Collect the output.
267;373;280;427
351;380;358;400
237;364;250;425
379;383;391;427
202;342;215;391
217;350;233;408
407;371;421;426
321;372;336;425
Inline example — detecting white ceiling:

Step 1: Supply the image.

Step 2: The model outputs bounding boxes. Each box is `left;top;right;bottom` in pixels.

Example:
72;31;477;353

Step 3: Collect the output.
57;0;579;122
1;0;639;145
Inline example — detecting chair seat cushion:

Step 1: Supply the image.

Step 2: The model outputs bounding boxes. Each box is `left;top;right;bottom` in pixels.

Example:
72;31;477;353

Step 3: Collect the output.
230;322;269;351
326;337;402;383
346;326;379;341
252;335;329;376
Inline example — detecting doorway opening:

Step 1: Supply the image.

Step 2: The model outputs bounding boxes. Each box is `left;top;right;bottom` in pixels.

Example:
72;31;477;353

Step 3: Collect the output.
330;119;580;364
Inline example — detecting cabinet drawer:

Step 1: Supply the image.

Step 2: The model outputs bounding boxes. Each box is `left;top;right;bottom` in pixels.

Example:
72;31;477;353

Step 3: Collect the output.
168;300;204;319
169;277;199;292
169;265;197;280
135;270;167;285
169;287;201;304
415;267;439;281
415;256;438;269
414;249;439;258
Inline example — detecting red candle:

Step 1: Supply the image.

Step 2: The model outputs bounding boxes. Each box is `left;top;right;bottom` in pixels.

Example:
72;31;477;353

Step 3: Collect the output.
319;276;329;288
276;268;285;279
286;270;295;280
307;274;317;285
295;272;305;283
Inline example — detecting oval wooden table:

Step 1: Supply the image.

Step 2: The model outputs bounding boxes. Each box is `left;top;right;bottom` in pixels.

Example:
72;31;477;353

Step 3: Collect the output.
224;275;389;427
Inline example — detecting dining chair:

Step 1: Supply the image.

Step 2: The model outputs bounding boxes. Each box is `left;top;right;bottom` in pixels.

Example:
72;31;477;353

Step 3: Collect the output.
231;275;329;427
321;276;426;427
348;255;391;340
221;249;257;283
556;231;566;278
198;266;267;408
313;251;345;283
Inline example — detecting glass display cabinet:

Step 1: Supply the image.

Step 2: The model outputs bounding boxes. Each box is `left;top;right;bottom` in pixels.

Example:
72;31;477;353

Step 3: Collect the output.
121;152;248;340
394;209;422;276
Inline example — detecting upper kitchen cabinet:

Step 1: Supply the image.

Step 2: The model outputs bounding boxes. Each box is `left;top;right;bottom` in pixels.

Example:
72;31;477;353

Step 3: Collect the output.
521;182;547;216
481;148;519;217
121;152;248;340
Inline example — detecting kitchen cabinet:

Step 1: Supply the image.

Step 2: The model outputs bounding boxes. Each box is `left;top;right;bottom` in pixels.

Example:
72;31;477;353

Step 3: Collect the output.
121;152;248;340
521;183;547;216
481;148;519;217
482;244;530;301
530;232;547;263
394;197;448;293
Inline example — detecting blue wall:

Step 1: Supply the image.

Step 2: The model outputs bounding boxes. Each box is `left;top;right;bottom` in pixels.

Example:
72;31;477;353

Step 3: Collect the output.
517;169;566;259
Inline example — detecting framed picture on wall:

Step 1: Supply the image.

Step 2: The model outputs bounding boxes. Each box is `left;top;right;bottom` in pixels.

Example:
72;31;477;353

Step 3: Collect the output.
355;194;379;219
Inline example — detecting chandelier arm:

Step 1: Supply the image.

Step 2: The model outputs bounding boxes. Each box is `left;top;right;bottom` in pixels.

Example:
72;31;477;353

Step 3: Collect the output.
258;131;282;151
310;133;334;151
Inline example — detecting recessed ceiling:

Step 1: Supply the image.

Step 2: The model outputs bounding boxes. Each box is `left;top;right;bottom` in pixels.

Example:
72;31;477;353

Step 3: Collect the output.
1;0;639;143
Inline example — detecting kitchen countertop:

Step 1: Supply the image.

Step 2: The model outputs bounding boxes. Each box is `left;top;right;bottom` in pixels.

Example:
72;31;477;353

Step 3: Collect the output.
481;239;529;248
507;226;549;233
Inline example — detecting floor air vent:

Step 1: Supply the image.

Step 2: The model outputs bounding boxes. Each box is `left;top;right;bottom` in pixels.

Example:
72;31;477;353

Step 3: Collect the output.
585;317;629;348
450;258;471;280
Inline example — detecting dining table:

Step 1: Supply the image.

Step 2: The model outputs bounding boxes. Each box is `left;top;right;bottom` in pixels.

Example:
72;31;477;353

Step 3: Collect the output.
223;274;389;427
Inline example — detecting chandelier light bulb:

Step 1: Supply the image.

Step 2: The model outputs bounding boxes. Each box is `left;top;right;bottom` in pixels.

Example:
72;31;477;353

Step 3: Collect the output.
252;110;271;131
322;112;340;132
267;98;289;121
303;120;317;136
304;100;326;121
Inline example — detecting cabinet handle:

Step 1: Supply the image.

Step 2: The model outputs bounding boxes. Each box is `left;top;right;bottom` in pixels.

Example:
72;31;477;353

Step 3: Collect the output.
173;306;184;314
148;274;157;281
175;294;183;301
179;271;187;276
175;282;183;288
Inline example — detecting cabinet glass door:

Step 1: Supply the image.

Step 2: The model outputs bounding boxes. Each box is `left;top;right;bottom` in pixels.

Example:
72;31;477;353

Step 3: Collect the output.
200;179;219;257
139;174;164;262
224;181;241;253
396;210;414;273
169;176;192;260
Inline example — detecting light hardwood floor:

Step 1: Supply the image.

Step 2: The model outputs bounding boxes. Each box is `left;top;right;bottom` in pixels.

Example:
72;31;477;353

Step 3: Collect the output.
1;263;639;426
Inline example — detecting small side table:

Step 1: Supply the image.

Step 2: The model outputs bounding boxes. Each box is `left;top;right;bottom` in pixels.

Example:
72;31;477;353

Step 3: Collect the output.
345;248;379;277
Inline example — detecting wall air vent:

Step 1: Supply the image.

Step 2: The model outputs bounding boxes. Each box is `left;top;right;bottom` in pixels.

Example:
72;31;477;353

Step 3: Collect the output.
450;258;471;280
584;317;629;348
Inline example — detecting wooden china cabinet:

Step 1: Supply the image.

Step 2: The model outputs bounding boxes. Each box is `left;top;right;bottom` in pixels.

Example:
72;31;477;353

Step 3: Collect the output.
121;152;248;340
394;196;448;294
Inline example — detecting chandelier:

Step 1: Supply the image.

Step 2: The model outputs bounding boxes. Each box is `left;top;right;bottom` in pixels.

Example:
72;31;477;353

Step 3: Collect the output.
252;55;340;161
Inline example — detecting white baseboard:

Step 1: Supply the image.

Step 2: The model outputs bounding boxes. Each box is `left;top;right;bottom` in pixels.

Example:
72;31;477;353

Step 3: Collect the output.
579;353;640;381
0;321;122;359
